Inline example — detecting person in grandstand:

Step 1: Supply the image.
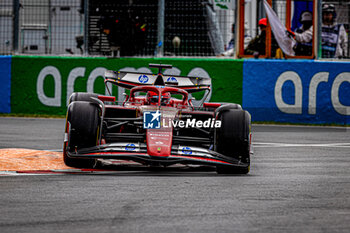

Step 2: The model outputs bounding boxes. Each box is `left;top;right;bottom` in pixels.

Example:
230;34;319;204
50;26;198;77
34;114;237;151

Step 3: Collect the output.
321;3;348;58
287;11;313;56
244;18;279;58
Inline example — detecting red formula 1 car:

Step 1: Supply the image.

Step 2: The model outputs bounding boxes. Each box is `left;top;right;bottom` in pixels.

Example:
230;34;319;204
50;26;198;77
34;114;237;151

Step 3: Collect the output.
63;64;251;174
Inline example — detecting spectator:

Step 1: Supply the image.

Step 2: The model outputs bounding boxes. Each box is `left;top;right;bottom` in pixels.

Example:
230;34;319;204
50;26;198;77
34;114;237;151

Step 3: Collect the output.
322;3;348;58
99;6;147;56
219;24;235;57
226;23;235;51
244;18;279;58
288;11;313;56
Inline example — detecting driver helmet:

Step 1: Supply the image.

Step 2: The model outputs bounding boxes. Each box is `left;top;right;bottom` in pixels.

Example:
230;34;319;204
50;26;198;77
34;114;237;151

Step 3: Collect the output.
147;91;159;105
146;91;170;105
161;92;170;105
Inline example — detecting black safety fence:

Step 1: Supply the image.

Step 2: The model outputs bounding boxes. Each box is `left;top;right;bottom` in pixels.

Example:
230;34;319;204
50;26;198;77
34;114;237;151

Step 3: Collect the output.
0;0;84;55
86;0;218;56
0;0;13;55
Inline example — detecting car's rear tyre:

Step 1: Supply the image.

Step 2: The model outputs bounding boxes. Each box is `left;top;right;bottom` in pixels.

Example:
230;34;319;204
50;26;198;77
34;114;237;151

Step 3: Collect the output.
69;92;99;104
63;101;100;168
215;109;251;174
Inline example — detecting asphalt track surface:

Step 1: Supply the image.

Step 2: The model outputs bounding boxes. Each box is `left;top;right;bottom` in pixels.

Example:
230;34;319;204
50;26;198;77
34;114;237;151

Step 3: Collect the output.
1;117;350;233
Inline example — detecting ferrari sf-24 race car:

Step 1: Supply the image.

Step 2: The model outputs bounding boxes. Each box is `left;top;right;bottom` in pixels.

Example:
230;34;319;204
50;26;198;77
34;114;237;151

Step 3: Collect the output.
63;64;252;174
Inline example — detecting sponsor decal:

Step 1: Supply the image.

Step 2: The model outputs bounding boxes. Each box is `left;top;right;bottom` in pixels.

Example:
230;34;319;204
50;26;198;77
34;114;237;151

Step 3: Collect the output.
166;77;177;82
181;147;192;155
138;75;149;84
125;143;136;151
143;111;161;129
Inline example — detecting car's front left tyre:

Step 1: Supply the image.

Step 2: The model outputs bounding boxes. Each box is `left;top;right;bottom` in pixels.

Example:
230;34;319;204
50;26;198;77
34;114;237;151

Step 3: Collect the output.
214;109;251;174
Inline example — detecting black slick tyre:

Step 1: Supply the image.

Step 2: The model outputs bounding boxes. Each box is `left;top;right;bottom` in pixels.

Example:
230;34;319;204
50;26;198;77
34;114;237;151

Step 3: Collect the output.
69;92;99;104
63;101;100;168
215;109;251;174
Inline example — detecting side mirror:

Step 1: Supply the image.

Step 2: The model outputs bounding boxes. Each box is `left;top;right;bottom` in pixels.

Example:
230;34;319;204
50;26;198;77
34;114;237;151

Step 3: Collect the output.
188;97;195;103
122;93;129;106
123;93;129;100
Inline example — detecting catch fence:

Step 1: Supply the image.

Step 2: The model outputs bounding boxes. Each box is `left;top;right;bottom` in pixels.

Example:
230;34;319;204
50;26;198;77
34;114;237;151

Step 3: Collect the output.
0;0;349;59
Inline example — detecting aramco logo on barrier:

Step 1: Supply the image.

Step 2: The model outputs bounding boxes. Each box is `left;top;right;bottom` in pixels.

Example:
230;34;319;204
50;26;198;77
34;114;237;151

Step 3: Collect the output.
274;71;350;115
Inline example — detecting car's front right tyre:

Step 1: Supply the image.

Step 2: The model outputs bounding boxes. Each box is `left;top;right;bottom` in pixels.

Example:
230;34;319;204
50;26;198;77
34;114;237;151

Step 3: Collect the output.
63;101;100;168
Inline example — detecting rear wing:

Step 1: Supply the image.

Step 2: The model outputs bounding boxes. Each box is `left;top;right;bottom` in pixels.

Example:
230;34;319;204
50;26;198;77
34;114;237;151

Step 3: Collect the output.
104;68;211;93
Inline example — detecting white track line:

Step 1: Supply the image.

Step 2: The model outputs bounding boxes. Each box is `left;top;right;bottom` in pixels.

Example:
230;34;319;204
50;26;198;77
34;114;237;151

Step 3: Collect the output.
253;142;350;148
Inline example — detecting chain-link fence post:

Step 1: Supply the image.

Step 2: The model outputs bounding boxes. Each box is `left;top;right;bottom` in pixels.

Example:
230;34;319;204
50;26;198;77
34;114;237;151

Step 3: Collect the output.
12;0;19;54
84;0;89;55
316;0;322;59
156;0;165;57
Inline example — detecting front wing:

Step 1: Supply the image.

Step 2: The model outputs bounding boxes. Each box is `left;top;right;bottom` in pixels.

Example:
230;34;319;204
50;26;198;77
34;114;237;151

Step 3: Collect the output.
66;142;248;168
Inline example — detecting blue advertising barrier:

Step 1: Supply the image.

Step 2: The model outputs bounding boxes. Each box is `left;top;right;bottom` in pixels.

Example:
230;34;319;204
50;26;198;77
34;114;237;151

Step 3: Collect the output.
2;55;350;125
243;60;350;124
0;56;11;113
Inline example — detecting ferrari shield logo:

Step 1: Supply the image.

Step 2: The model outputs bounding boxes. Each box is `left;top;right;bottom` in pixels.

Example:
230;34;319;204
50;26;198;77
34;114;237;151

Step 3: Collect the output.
143;111;161;129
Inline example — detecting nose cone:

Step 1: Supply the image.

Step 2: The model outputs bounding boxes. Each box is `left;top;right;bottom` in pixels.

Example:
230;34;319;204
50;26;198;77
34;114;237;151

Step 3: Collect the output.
147;128;173;157
145;108;177;157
